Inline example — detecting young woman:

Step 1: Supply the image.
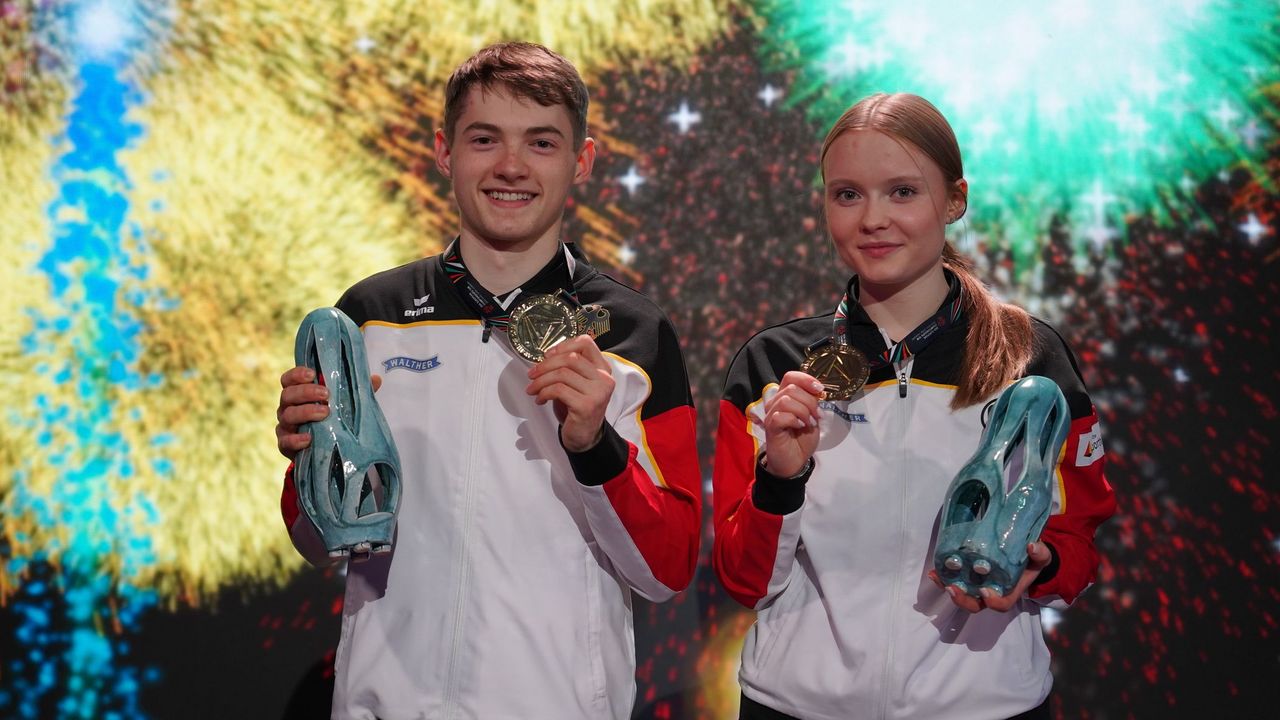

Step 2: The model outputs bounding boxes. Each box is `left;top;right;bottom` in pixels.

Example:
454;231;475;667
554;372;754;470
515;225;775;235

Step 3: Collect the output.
712;93;1115;720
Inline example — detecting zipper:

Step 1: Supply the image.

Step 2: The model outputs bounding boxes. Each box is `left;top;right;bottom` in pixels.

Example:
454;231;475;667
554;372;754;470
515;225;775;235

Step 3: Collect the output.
880;362;911;718
442;344;487;718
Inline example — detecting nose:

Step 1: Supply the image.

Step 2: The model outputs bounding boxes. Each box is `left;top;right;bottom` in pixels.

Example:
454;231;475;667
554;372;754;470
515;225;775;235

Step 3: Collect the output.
494;146;529;182
860;197;890;234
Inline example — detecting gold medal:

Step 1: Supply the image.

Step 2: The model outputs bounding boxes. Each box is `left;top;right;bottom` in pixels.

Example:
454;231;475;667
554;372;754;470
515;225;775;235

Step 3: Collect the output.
801;341;870;401
507;293;611;363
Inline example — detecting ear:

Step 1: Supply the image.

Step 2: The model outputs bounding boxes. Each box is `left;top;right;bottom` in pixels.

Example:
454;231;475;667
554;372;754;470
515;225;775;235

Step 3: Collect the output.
947;178;969;223
434;129;452;179
572;137;596;186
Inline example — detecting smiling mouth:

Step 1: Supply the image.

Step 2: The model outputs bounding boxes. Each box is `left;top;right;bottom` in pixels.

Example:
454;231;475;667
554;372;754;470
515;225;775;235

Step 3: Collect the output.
486;190;534;201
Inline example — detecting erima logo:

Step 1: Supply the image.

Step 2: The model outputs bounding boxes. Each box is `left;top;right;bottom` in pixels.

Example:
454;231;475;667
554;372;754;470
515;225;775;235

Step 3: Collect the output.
819;400;868;424
382;356;441;373
404;294;435;317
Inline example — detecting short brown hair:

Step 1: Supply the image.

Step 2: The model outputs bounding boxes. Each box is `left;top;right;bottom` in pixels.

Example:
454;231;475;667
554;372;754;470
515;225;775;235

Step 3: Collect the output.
443;42;589;148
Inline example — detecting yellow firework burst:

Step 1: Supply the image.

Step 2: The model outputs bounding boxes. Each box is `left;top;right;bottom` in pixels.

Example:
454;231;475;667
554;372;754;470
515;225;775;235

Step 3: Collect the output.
4;0;736;605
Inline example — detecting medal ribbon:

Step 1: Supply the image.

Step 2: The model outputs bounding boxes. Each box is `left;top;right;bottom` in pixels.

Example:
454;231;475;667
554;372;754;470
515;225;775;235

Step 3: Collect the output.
832;272;964;371
443;240;579;331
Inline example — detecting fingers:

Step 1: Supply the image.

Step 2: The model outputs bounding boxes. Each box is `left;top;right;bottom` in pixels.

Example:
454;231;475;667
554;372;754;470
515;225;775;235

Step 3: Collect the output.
276;426;312;458
526;362;613;403
945;585;985;613
280;366;315;388
1026;541;1052;569
764;377;823;432
527;339;613;405
276;366;327;461
539;335;609;371
952;545;1050;613
779;371;825;399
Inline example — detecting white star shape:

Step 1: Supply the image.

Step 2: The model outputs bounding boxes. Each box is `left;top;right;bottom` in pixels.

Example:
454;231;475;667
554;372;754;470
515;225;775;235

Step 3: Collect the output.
1238;213;1269;245
667;101;702;134
1210;99;1241;130
1240;119;1266;150
618;165;646;196
1080;180;1117;221
758;84;783;108
618;244;636;266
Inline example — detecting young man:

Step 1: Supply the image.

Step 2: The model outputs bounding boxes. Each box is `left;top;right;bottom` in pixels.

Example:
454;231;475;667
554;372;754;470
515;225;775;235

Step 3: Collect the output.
273;42;701;719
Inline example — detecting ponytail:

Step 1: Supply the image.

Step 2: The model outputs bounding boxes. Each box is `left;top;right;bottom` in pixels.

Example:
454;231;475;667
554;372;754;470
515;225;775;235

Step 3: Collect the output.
942;243;1034;408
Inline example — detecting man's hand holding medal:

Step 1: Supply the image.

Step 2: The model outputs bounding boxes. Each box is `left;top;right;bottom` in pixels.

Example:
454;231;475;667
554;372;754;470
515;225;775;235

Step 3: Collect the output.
514;291;615;453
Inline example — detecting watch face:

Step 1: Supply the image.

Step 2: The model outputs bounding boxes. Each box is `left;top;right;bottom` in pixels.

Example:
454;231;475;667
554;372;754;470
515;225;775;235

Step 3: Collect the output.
801;342;870;401
507;294;581;363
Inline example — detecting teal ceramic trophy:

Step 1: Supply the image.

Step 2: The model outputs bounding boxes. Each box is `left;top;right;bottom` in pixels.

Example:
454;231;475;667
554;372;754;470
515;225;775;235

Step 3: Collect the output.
294;307;402;557
934;376;1069;598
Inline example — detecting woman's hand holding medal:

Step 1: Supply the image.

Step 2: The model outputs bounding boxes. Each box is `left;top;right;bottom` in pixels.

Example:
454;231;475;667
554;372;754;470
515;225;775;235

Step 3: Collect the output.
525;334;616;452
761;371;826;478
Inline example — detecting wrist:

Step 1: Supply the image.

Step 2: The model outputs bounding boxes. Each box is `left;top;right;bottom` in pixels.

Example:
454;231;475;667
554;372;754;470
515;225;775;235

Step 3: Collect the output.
760;453;813;480
751;451;812;515
562;425;604;453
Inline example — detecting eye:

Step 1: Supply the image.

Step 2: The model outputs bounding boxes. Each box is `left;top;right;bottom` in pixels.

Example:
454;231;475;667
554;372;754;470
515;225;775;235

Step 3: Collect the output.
531;139;556;150
832;188;860;202
471;135;496;146
892;186;918;199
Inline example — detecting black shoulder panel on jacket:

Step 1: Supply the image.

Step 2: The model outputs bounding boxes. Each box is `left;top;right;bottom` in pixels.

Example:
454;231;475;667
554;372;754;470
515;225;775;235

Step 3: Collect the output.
1025;318;1093;420
721;316;831;411
576;272;694;420
335;254;476;326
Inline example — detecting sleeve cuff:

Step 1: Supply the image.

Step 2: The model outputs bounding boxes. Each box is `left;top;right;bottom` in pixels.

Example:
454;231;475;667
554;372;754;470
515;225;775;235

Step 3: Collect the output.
750;453;812;515
1030;541;1060;588
563;422;630;487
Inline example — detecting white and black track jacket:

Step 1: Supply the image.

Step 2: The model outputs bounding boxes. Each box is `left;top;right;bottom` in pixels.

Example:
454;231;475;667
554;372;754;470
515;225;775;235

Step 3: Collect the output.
712;285;1115;720
281;243;701;720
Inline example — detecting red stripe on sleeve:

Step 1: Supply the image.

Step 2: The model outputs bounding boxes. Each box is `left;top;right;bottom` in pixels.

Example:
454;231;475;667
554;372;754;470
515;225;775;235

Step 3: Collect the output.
712;399;786;608
1031;410;1116;603
600;405;702;591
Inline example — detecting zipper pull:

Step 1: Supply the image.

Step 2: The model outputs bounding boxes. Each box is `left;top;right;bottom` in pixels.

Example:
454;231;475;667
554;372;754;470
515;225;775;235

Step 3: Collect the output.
482;320;492;343
898;370;908;398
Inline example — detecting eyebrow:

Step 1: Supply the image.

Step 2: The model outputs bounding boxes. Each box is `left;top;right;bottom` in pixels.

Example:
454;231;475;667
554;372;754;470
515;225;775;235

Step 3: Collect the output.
825;174;927;187
461;122;566;139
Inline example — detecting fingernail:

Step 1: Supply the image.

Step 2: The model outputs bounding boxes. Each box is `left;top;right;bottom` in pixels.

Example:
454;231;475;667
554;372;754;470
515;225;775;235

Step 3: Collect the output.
304;369;315;381
808;416;818;428
318;387;328;399
810;380;824;393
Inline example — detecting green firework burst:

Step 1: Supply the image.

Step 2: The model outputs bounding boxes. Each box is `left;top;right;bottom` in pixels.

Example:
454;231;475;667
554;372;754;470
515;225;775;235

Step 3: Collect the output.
760;0;1280;264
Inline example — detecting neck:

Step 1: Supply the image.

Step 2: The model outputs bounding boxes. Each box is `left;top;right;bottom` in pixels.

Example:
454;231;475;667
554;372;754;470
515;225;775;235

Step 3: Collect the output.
457;230;561;295
857;264;949;341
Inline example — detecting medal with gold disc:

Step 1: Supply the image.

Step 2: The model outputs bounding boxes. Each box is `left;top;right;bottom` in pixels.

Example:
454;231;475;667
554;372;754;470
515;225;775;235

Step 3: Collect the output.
507;290;611;363
801;339;870;401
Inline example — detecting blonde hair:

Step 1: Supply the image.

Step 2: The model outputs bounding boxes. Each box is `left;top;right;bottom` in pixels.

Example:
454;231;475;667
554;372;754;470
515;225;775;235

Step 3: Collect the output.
822;93;1034;407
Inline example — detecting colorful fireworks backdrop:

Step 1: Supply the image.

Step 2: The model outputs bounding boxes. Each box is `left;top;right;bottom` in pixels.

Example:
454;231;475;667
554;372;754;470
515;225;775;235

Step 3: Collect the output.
2;1;1278;718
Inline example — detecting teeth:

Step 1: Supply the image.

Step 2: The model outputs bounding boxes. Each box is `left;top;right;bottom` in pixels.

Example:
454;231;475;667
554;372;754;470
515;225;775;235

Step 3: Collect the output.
488;191;533;201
